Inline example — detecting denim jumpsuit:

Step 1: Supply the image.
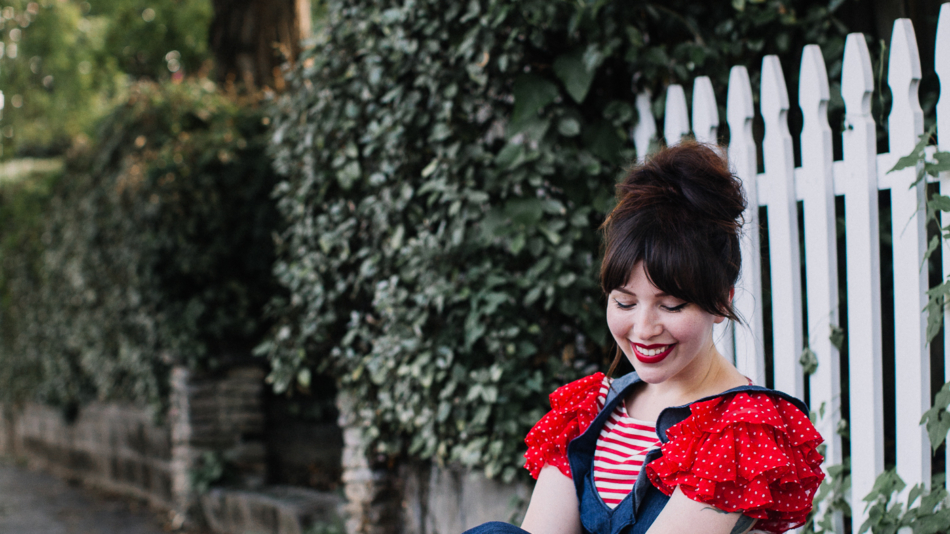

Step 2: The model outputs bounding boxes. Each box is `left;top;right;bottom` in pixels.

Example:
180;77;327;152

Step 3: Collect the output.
463;372;809;534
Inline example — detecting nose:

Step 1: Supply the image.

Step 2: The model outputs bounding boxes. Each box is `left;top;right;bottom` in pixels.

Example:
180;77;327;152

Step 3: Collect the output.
633;307;663;339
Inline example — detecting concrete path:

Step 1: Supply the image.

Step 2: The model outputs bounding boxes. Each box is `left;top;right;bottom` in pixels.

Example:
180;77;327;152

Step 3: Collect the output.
0;461;174;534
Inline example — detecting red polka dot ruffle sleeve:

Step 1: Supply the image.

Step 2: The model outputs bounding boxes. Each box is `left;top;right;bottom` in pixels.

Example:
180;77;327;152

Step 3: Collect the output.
644;391;825;534
523;372;607;479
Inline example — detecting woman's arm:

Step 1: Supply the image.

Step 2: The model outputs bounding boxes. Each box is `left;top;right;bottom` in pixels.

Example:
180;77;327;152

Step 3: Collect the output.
646;487;758;534
519;465;581;534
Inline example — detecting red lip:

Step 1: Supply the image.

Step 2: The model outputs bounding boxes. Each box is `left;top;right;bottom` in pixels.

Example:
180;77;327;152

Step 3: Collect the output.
635;343;669;349
632;343;676;364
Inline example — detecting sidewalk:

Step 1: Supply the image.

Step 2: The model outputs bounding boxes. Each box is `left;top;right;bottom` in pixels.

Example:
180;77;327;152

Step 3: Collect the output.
0;460;178;534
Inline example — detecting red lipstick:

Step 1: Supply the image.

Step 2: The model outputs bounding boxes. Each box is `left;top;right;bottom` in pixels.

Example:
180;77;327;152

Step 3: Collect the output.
632;343;676;364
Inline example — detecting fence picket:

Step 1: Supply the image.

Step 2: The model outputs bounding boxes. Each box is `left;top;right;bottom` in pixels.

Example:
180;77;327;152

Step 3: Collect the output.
937;0;950;492
692;77;718;145
633;90;656;162
841;32;885;524
727;66;766;385
798;44;843;533
689;75;734;359
664;84;690;146
888;18;930;498
761;55;805;399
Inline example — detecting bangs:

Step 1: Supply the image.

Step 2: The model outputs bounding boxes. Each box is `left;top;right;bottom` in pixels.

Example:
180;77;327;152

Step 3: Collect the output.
600;211;737;319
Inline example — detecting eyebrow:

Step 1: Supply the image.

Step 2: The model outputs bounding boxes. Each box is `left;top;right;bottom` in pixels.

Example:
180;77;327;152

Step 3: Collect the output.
612;287;671;297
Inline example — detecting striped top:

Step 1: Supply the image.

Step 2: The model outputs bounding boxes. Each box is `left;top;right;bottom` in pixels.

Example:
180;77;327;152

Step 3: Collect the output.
592;380;661;508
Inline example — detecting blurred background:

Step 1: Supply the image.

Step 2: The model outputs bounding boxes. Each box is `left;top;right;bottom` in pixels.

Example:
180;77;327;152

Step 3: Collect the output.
0;1;946;533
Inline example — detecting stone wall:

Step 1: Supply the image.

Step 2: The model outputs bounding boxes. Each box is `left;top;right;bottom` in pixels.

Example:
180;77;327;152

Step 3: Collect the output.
336;392;531;534
170;366;268;516
0;401;175;509
400;463;530;534
0;371;528;534
0;365;268;523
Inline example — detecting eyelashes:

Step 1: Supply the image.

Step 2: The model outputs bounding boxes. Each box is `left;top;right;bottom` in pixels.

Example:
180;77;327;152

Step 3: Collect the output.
612;300;688;312
613;299;635;310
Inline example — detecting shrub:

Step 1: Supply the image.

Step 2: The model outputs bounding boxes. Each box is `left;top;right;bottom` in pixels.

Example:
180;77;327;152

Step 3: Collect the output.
263;0;850;480
0;79;281;412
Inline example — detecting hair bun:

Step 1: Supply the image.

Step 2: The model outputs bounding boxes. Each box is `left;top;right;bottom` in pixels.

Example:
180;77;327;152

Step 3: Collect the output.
615;142;746;232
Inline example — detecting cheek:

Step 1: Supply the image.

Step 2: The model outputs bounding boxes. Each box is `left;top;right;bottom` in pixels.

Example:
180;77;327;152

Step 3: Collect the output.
667;315;713;343
605;307;627;341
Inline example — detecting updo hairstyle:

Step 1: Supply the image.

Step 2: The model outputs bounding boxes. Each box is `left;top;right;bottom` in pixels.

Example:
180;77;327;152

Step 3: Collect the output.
600;141;746;323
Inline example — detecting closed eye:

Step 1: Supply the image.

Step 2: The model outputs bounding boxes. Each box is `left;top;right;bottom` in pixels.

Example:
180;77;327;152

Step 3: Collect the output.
664;303;688;312
613;299;635;310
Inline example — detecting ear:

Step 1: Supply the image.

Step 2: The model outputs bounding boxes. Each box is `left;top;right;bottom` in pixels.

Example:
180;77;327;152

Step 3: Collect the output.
713;288;735;324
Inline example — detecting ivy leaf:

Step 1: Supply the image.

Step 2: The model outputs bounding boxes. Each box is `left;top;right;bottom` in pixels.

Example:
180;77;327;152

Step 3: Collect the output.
558;117;581;137
829;325;845;351
888;129;930;173
799;347;818;375
505;198;543;225
927;150;950;174
554;49;596;104
510;74;559;132
927;194;950;213
920;382;950;450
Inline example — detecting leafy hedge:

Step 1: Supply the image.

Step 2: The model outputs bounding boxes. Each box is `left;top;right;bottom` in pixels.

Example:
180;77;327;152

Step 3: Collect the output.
0;79;280;412
263;0;850;480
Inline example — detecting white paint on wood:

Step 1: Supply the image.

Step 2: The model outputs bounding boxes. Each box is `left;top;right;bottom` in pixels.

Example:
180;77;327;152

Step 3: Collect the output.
727;66;766;385
841;32;885;525
692;77;718;145
633;90;656;162
887;18;930;499
936;0;950;492
664;84;690;147
689;75;733;359
761;55;804;399
798;44;843;534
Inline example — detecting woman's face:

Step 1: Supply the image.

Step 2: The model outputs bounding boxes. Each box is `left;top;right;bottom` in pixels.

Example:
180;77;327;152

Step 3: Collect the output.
606;262;723;384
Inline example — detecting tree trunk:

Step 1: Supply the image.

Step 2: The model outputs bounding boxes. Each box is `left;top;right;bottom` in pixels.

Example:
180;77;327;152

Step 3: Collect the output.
208;0;310;91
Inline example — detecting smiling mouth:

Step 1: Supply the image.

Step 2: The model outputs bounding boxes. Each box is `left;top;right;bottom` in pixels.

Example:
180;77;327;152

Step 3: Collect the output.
632;343;676;364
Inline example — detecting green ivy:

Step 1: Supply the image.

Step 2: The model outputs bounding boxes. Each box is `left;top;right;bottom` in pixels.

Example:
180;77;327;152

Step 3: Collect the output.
0;78;281;412
262;0;851;480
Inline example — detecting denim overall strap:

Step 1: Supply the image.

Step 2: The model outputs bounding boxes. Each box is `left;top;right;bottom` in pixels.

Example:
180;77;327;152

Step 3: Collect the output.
566;372;670;534
566;372;641;502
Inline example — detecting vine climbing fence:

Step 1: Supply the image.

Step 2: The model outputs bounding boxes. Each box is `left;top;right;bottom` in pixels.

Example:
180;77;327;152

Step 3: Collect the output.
629;5;950;531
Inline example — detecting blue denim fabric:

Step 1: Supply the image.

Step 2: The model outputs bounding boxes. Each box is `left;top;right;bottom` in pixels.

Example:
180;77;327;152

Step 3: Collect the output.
464;373;810;534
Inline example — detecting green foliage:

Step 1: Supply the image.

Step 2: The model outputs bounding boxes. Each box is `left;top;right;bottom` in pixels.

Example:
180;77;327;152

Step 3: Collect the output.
0;0;211;157
263;0;850;479
890;128;950;344
189;450;235;494
0;78;280;410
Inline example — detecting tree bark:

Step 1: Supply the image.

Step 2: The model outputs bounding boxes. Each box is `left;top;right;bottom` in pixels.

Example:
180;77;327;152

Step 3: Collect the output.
208;0;310;90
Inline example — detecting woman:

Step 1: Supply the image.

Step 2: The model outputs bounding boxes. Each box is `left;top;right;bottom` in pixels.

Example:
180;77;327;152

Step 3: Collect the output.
468;142;824;534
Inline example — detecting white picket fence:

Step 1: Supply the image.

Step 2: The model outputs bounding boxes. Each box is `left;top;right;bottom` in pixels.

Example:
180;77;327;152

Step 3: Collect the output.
629;5;950;531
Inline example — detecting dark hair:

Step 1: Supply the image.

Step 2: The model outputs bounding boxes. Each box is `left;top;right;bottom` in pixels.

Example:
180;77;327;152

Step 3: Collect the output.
600;141;746;375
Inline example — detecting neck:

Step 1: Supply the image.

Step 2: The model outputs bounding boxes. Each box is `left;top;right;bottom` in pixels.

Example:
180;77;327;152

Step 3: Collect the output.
649;339;729;405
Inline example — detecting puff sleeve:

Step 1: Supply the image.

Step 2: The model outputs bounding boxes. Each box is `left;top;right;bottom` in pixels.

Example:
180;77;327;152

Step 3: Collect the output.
523;372;608;479
644;391;824;534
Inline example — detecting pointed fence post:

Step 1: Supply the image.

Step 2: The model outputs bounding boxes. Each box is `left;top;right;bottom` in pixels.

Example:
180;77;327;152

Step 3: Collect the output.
888;18;930;503
691;75;733;359
728;67;766;384
664;84;690;146
633;90;656;162
761;55;804;399
798;44;843;534
936;2;950;491
841;32;885;526
692;77;718;145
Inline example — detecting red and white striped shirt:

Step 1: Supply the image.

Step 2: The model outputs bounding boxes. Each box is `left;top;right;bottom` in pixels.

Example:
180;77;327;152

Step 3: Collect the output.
591;380;661;508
